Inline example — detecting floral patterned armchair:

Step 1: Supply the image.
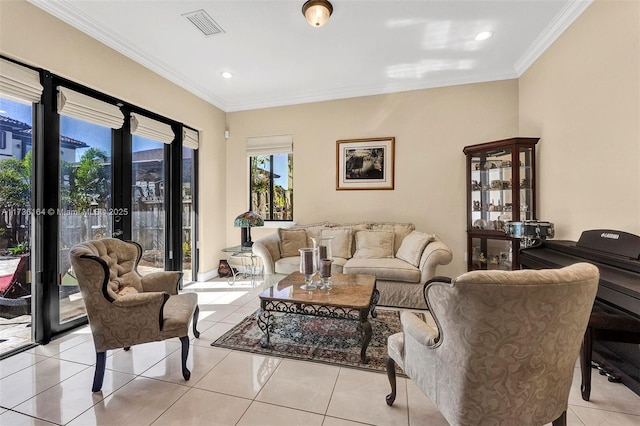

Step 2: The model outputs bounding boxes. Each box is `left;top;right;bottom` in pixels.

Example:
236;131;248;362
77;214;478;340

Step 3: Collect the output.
386;263;599;426
70;238;199;392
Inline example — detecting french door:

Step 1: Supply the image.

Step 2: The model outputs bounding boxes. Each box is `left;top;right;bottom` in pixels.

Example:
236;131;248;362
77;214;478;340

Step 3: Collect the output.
1;62;198;351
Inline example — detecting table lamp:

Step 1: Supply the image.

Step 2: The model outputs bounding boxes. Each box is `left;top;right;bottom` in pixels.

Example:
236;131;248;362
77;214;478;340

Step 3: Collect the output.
234;211;264;247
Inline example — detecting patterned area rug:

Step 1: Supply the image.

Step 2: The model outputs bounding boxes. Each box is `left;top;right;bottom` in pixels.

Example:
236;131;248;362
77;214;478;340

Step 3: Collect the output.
212;308;405;375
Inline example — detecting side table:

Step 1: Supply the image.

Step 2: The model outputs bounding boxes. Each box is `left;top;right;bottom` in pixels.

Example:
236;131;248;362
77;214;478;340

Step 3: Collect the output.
221;245;262;287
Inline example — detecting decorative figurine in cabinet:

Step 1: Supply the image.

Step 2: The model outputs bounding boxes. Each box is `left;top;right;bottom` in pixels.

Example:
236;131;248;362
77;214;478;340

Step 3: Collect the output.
463;137;539;271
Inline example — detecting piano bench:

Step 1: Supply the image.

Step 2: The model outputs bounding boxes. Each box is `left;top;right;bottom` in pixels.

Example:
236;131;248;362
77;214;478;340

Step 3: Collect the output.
580;300;640;401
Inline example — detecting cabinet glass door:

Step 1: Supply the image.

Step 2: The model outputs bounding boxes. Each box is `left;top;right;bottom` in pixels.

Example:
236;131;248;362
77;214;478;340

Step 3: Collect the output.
470;148;514;232
471;237;513;270
519;147;534;221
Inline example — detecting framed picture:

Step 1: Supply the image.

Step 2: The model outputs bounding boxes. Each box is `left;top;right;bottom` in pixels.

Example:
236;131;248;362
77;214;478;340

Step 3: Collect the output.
336;137;395;190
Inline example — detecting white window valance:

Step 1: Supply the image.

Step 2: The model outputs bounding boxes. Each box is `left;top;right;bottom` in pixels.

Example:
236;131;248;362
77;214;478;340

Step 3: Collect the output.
130;113;174;144
0;58;43;104
183;128;199;150
57;87;124;129
246;134;293;157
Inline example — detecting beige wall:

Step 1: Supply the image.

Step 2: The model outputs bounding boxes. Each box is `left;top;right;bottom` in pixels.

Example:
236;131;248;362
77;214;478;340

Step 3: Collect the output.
227;80;520;277
0;0;228;276
519;0;640;240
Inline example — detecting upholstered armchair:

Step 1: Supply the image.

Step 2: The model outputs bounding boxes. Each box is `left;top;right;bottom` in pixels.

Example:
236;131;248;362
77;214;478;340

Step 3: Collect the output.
70;238;200;392
386;263;599;426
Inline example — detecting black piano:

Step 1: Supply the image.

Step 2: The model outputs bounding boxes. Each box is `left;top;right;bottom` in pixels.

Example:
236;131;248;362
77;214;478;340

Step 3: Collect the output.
520;229;640;397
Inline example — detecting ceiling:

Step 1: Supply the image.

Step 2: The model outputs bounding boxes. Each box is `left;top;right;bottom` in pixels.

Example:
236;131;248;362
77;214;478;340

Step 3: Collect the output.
28;0;592;112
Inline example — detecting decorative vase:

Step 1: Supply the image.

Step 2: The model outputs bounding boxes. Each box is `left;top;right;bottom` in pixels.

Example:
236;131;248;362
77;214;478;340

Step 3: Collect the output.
299;247;318;290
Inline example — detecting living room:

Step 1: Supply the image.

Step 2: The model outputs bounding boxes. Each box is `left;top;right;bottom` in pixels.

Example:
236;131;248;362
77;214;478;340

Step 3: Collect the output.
2;0;637;279
0;0;639;425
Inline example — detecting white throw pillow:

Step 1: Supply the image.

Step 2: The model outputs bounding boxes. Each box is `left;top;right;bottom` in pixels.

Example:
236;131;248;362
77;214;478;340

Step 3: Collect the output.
321;228;353;259
353;230;395;259
396;231;435;267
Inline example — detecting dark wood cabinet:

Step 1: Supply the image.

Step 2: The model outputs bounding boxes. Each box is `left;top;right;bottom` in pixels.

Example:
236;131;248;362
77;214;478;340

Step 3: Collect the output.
463;137;539;271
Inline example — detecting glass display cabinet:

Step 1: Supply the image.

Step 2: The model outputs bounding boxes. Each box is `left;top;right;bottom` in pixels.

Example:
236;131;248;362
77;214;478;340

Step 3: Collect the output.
463;137;539;271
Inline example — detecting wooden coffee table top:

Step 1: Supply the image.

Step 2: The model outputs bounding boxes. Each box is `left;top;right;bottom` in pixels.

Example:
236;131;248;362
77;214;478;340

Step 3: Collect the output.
259;271;376;310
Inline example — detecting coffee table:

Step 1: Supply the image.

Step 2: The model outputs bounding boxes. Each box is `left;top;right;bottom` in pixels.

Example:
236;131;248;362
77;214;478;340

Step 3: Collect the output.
257;271;379;363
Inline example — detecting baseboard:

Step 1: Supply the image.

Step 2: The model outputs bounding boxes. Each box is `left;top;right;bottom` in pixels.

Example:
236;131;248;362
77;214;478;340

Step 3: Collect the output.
197;268;219;282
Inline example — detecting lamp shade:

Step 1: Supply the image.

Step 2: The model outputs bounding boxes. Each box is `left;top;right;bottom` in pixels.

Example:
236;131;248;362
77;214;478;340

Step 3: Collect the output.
302;0;333;27
234;211;264;228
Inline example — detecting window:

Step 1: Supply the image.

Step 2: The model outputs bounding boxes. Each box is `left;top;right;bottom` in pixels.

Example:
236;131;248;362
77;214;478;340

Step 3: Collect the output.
250;153;293;221
246;134;293;221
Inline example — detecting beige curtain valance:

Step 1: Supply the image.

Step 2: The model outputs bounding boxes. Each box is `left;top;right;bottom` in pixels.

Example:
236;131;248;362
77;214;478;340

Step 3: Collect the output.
246;134;293;157
57;86;124;129
0;58;43;104
130;113;174;144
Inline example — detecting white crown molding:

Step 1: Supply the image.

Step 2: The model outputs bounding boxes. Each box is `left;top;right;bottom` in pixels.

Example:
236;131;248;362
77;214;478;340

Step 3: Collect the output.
27;0;229;111
224;69;519;112
514;0;594;76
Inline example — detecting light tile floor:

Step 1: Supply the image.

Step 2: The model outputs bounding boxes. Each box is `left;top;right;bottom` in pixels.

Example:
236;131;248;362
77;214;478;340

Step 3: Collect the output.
0;277;638;426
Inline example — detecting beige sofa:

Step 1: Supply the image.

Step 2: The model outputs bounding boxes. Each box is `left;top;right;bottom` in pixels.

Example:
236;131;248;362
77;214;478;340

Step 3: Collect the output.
252;222;453;309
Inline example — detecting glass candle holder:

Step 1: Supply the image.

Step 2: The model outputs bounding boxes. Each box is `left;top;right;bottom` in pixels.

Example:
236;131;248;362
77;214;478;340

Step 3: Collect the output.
319;258;333;290
299;247;318;290
311;236;333;280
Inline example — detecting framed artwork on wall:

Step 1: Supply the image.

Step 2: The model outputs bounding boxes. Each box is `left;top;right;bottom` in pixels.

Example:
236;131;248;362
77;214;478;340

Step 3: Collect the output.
336;137;395;190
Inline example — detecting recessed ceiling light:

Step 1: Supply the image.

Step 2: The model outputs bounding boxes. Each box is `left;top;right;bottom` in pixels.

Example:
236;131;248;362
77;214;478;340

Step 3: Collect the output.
221;71;233;79
475;31;493;41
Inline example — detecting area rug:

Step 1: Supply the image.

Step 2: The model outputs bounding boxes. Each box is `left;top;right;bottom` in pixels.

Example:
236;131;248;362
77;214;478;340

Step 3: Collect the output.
212;308;407;375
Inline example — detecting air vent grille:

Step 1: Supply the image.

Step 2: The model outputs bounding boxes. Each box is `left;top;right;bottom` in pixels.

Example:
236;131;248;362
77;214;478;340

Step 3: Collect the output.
183;9;224;37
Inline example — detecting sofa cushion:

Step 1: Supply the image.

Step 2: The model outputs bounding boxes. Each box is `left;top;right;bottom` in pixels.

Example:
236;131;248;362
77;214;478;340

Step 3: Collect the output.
343;258;421;283
275;256;346;275
330;222;371;231
370;223;415;255
396;231;435;267
278;228;308;258
294;222;330;246
321;228;353;259
353;230;395;259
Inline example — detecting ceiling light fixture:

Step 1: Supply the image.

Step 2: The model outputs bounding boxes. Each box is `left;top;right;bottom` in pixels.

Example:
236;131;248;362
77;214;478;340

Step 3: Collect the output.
475;31;493;41
302;0;333;27
221;71;233;79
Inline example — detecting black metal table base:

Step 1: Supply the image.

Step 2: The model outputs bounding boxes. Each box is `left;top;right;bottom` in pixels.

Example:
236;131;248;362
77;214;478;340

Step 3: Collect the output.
257;289;379;364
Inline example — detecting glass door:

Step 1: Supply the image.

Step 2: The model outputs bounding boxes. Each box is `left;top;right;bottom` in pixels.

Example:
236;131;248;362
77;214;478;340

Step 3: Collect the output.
58;115;114;324
182;146;196;283
0;97;35;356
131;134;167;274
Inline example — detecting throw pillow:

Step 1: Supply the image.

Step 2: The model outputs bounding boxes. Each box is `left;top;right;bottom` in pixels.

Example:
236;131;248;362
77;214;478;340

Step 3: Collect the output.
321;228;353;259
371;223;415;254
353;230;395;259
279;228;308;258
396;231;435;267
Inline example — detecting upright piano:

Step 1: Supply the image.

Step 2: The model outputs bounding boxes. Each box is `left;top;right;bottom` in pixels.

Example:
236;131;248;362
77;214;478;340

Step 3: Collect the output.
520;229;640;396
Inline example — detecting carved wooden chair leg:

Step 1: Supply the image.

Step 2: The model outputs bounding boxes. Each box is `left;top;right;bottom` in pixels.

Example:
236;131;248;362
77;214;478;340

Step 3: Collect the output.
180;335;191;381
552;410;567;426
580;328;592;401
92;352;107;392
385;356;397;406
193;306;200;338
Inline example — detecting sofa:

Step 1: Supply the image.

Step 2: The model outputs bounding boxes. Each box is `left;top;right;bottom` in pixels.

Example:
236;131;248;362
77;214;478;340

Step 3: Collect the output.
252;222;453;309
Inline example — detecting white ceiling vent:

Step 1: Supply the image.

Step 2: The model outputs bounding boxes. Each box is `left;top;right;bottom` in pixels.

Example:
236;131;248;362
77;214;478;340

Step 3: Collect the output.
183;10;224;37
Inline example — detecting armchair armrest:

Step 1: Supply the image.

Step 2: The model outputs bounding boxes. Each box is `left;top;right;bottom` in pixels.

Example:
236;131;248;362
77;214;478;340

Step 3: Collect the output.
141;271;182;295
418;237;453;283
112;291;169;308
252;232;282;274
400;311;439;347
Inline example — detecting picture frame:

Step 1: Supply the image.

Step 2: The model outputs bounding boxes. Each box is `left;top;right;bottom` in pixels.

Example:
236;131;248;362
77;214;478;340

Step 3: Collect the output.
336;137;395;190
